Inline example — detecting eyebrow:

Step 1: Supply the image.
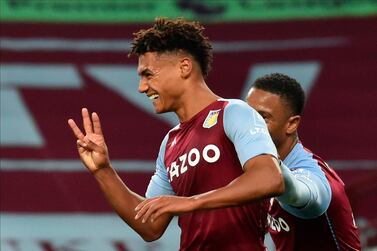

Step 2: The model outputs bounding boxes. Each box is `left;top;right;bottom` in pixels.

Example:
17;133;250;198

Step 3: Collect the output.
258;110;272;117
138;68;152;76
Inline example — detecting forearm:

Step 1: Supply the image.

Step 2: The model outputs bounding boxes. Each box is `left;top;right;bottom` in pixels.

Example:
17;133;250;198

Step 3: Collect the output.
277;162;311;207
277;163;331;219
191;156;284;210
94;166;171;241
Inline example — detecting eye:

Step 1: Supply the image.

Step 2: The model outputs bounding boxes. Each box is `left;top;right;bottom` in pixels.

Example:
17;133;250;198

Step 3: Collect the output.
258;112;269;122
140;69;153;79
258;112;266;119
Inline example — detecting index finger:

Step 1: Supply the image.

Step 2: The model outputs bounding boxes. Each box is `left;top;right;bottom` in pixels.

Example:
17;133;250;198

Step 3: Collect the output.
68;119;85;140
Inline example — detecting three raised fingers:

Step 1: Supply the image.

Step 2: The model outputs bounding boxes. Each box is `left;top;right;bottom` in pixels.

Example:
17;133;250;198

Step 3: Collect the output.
68;108;103;139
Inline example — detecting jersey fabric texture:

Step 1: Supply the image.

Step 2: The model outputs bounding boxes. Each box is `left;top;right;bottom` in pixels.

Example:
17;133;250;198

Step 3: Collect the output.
268;142;361;251
147;99;278;251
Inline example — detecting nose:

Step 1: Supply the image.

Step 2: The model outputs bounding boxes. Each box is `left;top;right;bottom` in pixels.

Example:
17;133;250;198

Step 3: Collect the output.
138;78;148;93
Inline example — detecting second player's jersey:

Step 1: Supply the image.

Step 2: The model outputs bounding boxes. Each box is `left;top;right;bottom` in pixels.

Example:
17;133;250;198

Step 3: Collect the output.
268;143;361;251
147;99;278;251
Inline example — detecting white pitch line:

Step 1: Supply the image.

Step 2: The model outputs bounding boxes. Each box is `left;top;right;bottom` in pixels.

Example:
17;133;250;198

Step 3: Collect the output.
0;37;348;53
0;159;376;171
0;159;155;172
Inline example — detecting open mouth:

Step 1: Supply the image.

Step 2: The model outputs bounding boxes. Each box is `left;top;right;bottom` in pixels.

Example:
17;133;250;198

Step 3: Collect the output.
149;94;159;100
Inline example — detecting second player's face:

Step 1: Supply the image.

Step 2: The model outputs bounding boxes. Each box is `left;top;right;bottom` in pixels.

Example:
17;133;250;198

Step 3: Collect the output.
137;52;185;114
246;88;292;150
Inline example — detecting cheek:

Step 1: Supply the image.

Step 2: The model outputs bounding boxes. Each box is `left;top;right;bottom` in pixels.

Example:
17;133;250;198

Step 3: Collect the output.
266;123;275;136
267;123;284;141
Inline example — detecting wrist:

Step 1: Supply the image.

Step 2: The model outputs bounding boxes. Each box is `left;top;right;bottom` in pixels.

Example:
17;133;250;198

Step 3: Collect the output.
93;165;114;179
190;194;207;211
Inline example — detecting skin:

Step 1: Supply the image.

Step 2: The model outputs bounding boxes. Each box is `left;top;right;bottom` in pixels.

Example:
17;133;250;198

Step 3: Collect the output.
246;88;301;160
134;155;283;223
68;108;171;241
248;88;360;249
68;51;284;240
137;51;219;121
133;54;284;223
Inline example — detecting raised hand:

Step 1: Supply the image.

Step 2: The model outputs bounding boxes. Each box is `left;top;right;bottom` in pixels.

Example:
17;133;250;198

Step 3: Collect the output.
134;196;197;223
68;108;110;173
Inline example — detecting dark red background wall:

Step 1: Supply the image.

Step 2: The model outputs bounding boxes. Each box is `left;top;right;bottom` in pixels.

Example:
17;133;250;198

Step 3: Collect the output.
1;16;377;246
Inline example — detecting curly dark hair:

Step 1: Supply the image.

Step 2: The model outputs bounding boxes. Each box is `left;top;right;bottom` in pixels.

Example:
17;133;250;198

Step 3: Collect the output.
129;17;213;77
253;73;306;115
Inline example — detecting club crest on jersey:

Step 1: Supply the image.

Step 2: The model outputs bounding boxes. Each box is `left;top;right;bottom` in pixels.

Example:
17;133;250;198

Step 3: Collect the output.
203;109;221;128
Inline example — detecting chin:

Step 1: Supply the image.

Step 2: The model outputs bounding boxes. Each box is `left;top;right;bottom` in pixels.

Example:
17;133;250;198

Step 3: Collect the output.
155;107;173;114
153;102;173;114
155;110;169;114
154;107;166;114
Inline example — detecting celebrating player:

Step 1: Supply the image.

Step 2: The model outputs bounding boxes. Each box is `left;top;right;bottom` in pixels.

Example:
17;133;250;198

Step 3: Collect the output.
68;18;284;250
247;73;361;251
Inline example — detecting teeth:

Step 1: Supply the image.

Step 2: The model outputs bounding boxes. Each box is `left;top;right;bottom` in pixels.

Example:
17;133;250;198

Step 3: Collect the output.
149;94;159;100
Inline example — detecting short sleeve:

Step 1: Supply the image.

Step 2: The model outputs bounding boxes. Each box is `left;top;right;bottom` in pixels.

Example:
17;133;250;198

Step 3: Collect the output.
145;134;176;198
223;99;278;168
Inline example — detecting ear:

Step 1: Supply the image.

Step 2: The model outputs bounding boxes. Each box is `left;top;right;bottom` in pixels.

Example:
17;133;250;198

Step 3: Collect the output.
180;57;192;79
286;115;301;135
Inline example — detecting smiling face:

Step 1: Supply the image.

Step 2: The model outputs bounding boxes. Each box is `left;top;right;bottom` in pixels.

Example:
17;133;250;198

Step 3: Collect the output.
246;88;299;152
137;52;186;114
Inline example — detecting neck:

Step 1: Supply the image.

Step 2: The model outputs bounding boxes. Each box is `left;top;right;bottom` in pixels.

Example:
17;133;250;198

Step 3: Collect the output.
278;133;299;160
176;80;220;122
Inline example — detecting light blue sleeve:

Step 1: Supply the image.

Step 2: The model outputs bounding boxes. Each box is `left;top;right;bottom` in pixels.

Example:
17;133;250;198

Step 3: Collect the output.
278;161;332;219
145;134;176;198
223;99;278;168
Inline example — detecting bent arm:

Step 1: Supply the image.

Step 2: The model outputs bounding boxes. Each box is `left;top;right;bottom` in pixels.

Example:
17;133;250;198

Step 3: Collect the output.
277;162;331;219
188;101;284;209
135;154;284;223
94;166;172;241
190;154;284;209
135;101;284;221
68;109;172;241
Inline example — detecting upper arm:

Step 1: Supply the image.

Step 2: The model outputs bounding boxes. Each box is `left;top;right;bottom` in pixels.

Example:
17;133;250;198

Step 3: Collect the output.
223;101;283;197
146;134;175;198
143;134;175;240
243;154;283;196
243;154;280;173
223;100;278;167
214;153;284;203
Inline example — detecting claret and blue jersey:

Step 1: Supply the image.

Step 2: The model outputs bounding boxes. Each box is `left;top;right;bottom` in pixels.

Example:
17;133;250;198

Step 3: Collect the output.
268;143;361;251
146;99;277;197
146;99;277;251
143;98;360;251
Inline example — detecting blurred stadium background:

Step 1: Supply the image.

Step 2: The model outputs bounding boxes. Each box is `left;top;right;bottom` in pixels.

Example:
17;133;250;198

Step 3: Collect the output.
1;0;377;250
